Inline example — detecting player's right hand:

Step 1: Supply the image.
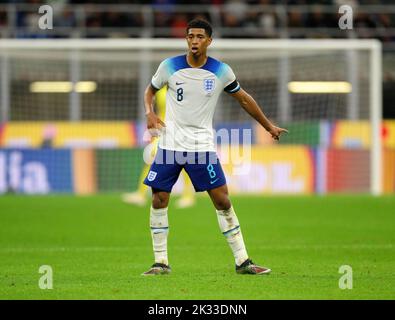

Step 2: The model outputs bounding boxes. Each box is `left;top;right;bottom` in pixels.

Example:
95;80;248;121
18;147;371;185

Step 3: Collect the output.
146;112;166;137
268;126;288;140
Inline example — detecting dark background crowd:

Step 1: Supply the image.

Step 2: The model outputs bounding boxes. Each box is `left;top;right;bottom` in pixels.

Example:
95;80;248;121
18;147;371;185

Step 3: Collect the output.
0;0;395;42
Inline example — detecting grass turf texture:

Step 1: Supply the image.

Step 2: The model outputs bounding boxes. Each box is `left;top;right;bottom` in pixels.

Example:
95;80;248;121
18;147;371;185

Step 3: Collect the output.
0;195;394;300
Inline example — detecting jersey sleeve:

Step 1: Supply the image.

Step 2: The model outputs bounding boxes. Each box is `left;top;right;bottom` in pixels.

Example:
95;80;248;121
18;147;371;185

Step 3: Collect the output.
221;64;241;94
151;59;171;90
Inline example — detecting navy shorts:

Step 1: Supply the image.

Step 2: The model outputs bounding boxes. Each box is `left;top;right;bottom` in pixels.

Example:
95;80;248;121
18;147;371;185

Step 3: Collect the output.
144;148;226;193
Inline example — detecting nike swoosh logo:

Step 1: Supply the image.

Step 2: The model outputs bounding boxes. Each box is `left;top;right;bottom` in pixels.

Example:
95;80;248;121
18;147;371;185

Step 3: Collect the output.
176;82;185;85
210;178;219;185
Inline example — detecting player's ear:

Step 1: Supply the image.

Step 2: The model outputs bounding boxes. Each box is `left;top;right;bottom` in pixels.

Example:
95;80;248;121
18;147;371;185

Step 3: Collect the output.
207;37;212;46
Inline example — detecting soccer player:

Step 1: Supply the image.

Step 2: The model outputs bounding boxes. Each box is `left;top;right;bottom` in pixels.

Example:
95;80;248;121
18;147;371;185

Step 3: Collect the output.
122;86;196;208
142;19;288;275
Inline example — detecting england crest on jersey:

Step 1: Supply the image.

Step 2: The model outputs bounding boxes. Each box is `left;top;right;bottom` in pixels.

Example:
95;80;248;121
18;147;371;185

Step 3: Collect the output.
203;78;215;94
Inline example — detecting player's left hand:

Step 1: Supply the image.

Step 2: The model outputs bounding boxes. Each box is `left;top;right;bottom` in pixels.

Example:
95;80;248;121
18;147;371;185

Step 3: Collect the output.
268;126;288;140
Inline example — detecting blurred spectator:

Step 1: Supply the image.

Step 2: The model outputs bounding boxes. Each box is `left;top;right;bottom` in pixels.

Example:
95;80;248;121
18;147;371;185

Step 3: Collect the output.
375;13;392;29
241;10;260;37
256;0;274;4
154;11;171;29
85;12;102;28
177;0;219;4
288;11;305;28
102;12;129;28
305;5;337;38
259;13;277;37
170;13;188;38
222;0;248;34
373;13;395;42
305;6;332;28
354;12;377;38
287;10;306;38
383;72;395;118
191;13;211;24
0;9;7;27
55;9;76;28
334;0;359;5
152;0;176;13
224;0;248;23
249;0;277;38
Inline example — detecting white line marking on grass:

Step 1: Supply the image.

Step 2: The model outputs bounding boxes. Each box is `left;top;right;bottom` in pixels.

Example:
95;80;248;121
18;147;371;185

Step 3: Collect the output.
0;247;132;253
0;244;393;253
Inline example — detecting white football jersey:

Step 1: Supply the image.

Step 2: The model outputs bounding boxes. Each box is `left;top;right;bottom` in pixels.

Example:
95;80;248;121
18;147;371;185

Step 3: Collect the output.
151;54;240;152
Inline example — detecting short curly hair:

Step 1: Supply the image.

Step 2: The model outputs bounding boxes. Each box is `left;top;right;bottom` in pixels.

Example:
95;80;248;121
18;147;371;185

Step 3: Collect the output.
186;19;213;37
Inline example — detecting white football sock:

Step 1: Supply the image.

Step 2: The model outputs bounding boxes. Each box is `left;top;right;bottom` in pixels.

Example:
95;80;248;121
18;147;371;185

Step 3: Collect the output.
150;206;169;265
216;206;249;266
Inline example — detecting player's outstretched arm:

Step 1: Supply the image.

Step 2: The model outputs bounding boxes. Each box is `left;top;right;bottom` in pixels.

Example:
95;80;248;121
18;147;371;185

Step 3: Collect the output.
144;84;166;136
229;88;288;140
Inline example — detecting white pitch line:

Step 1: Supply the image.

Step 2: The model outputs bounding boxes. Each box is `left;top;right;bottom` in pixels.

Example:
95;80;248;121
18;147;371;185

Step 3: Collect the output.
0;244;393;253
0;247;132;253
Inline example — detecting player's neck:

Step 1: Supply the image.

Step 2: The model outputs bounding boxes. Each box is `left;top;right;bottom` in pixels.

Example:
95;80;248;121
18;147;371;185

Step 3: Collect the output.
186;53;208;68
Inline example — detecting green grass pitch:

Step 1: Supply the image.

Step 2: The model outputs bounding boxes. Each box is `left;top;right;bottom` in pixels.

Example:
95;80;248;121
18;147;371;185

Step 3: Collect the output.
0;194;394;299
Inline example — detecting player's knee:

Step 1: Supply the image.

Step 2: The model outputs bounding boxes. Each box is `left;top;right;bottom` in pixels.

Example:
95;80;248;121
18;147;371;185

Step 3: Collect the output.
214;194;231;211
152;191;170;209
